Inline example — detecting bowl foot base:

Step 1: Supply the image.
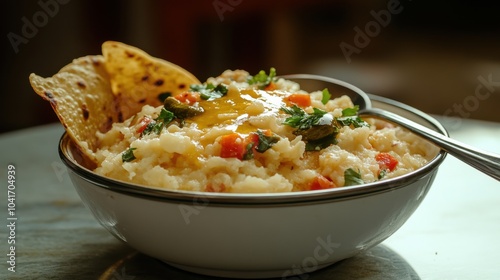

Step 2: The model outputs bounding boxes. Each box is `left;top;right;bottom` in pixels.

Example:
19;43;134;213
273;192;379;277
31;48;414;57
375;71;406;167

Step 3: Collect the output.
164;261;335;279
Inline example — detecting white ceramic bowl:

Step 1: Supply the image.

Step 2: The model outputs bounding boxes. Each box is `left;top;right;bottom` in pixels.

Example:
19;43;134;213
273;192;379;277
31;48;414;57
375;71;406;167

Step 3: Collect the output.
59;94;447;279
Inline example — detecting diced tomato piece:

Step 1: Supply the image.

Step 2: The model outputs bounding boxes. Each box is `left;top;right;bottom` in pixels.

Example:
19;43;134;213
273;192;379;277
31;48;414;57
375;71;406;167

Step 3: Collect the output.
136;117;153;134
174;92;200;105
286;93;311;108
220;133;247;160
264;82;277;91
220;130;275;160
310;175;336;190
244;133;261;158
375;152;398;172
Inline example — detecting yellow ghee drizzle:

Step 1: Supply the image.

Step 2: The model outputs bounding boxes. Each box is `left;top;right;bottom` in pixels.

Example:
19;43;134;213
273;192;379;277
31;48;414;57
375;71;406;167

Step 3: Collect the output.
187;87;287;134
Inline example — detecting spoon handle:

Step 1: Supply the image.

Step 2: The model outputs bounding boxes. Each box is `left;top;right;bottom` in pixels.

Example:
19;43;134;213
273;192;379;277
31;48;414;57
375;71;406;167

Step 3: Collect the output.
362;108;500;181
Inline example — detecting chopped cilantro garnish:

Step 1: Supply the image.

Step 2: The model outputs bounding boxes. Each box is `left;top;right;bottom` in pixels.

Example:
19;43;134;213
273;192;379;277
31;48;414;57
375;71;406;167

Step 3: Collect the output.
254;130;280;153
190;83;228;101
344;168;364;186
280;105;369;151
156;108;175;131
122;147;137;162
335;105;370;128
335;116;369;128
141;108;175;136
281;106;338;151
341;105;359;116
378;169;387;180
281;106;328;131
247;67;277;89
243;143;255;160
305;135;338;151
141;122;156;136
321;88;331;105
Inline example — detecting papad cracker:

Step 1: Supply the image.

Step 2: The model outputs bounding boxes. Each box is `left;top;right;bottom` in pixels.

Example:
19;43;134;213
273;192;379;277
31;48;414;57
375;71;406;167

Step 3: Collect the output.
102;41;201;120
29;55;120;165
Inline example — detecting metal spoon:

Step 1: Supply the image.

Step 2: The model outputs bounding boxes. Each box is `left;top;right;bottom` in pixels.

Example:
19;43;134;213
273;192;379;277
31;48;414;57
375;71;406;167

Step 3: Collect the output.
281;74;500;181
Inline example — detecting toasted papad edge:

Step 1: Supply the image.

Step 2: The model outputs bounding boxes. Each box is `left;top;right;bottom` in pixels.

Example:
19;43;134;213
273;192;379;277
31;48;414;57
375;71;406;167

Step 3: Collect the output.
29;55;121;166
102;41;201;120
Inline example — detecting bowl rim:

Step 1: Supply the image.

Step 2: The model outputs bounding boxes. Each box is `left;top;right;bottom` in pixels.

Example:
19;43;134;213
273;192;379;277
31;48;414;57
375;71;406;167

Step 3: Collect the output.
58;94;448;206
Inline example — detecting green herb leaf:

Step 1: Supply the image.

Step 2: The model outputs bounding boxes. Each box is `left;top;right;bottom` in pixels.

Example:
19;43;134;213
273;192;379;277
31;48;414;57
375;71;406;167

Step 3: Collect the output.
321;88;331;105
156;108;175;131
281;106;328;131
344;168;364;186
305;134;338;151
247;67;277;89
122;147;137;162
336;116;369;128
243;143;255;160
281;106;305;126
341;105;359;117
141;108;175;136
281;105;369;151
141;122;156;136
190;83;228;101
336;106;369;128
282;106;338;150
378;169;387;180
255;130;280;153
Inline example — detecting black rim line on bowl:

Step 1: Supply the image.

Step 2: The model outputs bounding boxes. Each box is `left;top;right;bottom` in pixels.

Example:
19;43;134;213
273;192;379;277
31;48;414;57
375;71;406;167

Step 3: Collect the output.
58;95;447;206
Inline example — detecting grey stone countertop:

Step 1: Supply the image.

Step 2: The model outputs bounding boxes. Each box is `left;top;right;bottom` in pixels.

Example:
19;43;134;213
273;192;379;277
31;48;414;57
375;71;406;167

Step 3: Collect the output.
0;117;499;279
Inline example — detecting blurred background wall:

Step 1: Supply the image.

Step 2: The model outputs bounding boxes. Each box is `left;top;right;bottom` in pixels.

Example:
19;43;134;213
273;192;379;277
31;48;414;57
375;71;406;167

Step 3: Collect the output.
2;0;499;134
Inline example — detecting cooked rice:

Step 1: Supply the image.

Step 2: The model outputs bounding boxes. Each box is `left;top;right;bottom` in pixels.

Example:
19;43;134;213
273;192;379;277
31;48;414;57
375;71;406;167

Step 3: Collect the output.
94;70;438;193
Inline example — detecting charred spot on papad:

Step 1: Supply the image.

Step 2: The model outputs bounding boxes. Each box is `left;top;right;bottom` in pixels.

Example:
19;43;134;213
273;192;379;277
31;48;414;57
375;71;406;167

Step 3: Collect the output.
30;41;202;167
29;55;121;163
102;41;201;120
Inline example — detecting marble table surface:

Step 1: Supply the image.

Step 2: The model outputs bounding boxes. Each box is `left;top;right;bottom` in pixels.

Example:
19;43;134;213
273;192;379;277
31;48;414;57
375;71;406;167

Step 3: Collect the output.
0;116;499;279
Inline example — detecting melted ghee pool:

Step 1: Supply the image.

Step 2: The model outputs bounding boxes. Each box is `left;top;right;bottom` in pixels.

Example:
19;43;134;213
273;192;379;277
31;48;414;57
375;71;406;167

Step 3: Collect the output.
187;87;287;134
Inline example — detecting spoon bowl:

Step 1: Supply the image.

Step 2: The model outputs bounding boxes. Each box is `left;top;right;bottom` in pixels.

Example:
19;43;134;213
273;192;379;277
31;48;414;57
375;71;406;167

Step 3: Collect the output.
281;74;500;182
